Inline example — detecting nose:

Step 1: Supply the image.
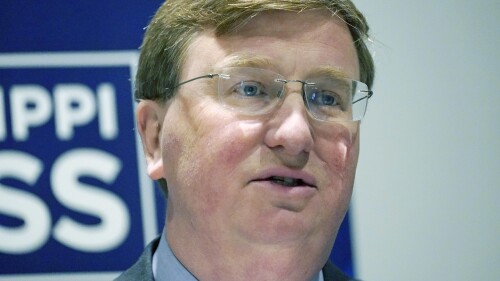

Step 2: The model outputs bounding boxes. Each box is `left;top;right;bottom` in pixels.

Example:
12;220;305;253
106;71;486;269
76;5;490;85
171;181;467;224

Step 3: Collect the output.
264;89;313;156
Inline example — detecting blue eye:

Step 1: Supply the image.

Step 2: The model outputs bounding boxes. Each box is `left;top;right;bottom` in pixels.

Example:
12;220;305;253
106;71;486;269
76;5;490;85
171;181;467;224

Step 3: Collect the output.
238;81;262;97
309;91;339;106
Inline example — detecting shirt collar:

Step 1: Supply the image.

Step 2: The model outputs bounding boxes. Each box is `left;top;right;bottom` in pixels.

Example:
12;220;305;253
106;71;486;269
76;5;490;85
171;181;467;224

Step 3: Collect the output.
152;231;198;281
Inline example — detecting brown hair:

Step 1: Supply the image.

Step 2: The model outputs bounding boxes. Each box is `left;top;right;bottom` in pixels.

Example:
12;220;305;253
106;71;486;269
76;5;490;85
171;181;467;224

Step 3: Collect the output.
136;0;374;102
136;0;375;195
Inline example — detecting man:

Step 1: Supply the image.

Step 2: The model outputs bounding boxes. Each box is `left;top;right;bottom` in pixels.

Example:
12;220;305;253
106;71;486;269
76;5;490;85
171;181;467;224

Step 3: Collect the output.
117;0;374;280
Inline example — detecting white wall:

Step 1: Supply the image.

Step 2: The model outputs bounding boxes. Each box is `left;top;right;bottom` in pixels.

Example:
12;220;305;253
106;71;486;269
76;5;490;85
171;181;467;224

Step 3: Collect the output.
351;1;500;280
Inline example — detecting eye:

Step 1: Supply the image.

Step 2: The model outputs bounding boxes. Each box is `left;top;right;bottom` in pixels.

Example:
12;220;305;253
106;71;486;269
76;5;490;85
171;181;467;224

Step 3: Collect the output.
309;90;339;106
234;81;265;97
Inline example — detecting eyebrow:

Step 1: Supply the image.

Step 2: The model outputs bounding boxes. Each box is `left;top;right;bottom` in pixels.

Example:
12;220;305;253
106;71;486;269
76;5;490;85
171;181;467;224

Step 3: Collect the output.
216;55;353;81
307;66;352;94
308;66;351;81
217;54;275;69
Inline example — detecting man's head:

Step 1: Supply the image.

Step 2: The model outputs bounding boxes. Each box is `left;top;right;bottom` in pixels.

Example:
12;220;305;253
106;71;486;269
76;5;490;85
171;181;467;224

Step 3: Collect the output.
137;0;374;195
136;1;374;280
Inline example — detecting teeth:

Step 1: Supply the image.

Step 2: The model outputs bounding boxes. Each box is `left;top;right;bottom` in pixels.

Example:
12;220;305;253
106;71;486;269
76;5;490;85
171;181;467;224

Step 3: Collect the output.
271;176;300;187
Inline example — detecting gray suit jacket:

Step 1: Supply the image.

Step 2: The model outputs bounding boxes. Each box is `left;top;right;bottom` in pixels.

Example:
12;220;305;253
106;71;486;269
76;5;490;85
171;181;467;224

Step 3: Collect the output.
115;238;356;281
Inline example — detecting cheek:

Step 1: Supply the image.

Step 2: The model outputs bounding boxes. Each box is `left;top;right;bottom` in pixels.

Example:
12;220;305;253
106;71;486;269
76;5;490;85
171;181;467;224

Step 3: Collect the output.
206;125;248;166
164;114;262;216
318;125;359;221
195;122;263;214
162;126;221;217
200;121;262;169
315;126;358;227
317;124;359;178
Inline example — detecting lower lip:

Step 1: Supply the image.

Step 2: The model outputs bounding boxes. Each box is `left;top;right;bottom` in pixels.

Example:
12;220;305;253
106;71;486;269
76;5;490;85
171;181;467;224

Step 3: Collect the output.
251;180;317;198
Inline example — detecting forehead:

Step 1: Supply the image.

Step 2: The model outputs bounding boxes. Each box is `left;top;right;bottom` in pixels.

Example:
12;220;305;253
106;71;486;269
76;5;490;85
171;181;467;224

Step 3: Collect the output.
182;9;359;80
229;9;348;41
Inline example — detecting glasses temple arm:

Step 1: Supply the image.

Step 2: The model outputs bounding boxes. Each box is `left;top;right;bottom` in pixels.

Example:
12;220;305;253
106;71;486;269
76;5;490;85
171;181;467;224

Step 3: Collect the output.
352;90;373;104
166;74;219;90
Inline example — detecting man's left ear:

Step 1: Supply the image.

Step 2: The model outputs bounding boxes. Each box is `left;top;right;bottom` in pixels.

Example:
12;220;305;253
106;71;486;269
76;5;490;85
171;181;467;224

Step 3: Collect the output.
136;100;165;180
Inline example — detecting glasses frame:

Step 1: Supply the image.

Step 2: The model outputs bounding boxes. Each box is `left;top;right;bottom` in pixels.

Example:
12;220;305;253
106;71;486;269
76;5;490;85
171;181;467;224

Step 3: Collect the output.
167;68;373;122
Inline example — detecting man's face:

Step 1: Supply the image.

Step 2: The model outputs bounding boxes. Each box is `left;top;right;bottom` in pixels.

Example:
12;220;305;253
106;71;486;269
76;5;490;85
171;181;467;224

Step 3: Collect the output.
150;9;360;261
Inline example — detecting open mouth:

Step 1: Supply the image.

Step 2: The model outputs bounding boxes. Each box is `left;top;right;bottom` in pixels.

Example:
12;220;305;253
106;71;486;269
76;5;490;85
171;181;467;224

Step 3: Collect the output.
251;169;317;190
267;176;311;187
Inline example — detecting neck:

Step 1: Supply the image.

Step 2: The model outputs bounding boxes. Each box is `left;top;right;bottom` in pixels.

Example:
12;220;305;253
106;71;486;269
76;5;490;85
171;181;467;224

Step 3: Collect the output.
165;221;329;281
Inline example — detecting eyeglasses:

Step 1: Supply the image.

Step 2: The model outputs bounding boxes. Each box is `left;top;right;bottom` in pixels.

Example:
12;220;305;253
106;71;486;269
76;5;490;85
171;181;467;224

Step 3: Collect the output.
168;67;373;122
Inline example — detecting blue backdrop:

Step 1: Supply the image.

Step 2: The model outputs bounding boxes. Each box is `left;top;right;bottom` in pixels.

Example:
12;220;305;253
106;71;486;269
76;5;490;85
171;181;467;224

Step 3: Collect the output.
0;1;354;279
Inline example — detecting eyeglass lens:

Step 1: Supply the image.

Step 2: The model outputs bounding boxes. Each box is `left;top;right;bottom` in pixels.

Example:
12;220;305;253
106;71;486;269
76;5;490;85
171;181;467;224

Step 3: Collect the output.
218;67;370;121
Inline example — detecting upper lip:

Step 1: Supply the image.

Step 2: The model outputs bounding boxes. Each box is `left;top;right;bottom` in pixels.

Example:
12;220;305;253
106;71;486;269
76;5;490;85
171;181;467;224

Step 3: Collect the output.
250;167;317;188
